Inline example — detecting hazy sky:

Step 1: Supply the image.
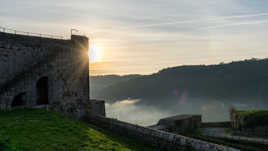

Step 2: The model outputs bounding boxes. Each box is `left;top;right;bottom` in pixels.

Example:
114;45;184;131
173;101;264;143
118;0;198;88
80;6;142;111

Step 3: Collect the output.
1;0;268;75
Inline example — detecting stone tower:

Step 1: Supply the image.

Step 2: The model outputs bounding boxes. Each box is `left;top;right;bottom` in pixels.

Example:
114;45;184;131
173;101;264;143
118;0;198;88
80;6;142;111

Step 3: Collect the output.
0;31;93;118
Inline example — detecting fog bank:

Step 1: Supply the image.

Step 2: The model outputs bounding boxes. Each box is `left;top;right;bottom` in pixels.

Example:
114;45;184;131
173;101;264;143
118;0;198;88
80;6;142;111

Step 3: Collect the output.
105;98;245;126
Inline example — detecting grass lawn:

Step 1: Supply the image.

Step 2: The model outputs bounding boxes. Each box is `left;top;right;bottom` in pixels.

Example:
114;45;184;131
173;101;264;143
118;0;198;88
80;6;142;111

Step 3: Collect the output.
0;109;156;151
236;110;268;127
237;110;268;116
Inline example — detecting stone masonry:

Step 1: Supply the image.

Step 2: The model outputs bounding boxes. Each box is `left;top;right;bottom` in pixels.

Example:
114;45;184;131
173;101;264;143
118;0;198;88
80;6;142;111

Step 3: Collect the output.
88;115;241;151
0;31;100;118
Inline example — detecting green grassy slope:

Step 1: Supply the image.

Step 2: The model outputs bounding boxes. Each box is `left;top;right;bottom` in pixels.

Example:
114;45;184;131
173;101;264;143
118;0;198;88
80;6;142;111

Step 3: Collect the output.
0;109;155;151
236;110;268;127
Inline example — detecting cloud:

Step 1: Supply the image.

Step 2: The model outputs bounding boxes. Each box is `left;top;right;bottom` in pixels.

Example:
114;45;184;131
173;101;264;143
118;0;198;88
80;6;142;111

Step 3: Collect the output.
2;0;268;75
204;20;268;29
127;13;268;30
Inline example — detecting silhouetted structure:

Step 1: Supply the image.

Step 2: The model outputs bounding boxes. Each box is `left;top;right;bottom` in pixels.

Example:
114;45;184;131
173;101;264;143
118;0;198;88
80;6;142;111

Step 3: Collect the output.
0;30;105;118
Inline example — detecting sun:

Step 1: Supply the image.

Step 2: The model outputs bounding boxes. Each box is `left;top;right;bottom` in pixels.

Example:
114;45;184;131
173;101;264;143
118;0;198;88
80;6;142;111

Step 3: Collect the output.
89;45;101;63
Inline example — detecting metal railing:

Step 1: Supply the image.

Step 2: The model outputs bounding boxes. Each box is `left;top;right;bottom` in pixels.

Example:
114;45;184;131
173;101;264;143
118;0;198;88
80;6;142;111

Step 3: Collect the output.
0;26;65;40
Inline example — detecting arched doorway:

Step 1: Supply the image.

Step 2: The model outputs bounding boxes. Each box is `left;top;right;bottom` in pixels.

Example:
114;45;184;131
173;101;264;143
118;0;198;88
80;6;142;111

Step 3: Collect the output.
36;77;49;105
12;92;26;107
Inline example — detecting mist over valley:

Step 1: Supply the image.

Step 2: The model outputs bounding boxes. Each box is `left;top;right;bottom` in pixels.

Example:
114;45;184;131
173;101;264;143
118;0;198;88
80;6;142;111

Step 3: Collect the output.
91;58;268;125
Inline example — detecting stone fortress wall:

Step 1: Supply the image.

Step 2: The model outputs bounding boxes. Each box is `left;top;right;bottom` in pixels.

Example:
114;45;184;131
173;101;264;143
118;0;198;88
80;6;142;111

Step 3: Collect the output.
0;32;90;118
201;121;232;128
88;115;240;151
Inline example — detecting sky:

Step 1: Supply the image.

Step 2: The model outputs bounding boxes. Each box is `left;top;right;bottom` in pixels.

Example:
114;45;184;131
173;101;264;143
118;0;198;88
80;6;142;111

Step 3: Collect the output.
1;0;268;75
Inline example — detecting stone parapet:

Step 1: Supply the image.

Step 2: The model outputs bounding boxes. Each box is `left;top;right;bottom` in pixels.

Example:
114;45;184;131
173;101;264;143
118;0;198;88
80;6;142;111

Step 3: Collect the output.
88;116;240;151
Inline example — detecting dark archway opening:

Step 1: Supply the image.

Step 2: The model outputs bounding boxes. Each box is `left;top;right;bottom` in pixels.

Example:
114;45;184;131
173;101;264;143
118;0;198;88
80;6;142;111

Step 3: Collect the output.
12;92;26;107
36;77;49;105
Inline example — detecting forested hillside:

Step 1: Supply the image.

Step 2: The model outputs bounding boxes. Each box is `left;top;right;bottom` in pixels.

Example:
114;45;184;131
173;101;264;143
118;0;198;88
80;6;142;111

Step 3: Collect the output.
91;58;268;105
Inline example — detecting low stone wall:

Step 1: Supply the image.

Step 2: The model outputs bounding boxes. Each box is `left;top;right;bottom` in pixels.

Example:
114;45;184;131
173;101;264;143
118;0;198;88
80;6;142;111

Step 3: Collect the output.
89;99;105;116
88;116;240;151
156;115;201;134
201;122;231;128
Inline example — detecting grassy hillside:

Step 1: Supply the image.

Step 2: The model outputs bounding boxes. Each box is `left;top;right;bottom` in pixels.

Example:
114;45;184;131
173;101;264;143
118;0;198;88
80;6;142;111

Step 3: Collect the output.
0;109;156;151
236;110;268;128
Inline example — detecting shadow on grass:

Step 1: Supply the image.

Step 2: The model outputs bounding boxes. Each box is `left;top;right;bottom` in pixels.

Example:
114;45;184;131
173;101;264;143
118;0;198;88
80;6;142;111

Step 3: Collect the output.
0;142;20;151
85;123;157;151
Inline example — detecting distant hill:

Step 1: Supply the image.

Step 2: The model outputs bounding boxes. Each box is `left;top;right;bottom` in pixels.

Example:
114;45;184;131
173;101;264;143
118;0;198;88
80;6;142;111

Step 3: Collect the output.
90;58;268;105
90;74;141;98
